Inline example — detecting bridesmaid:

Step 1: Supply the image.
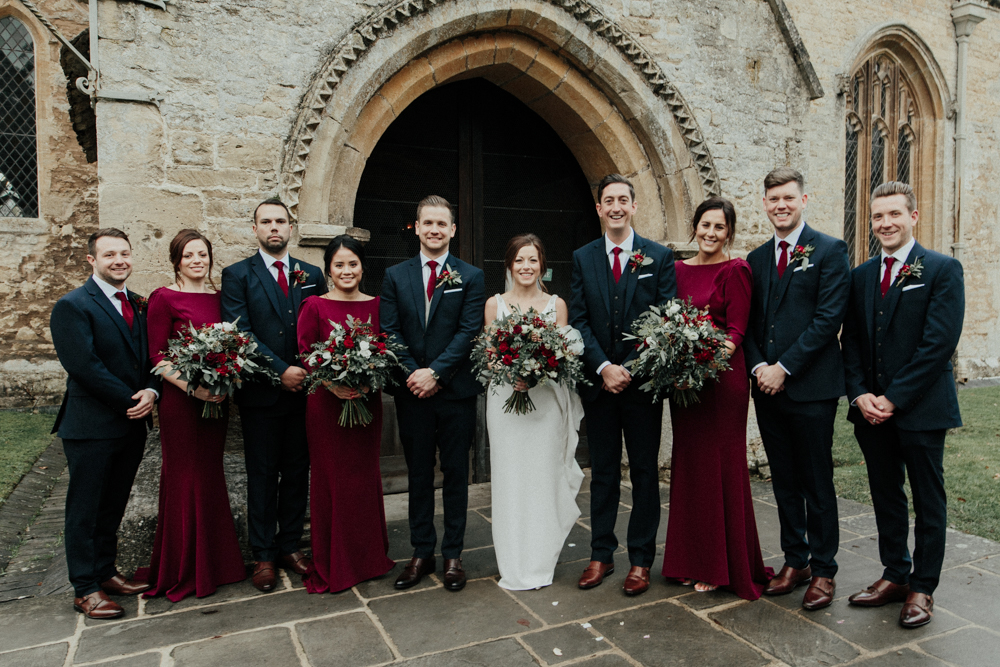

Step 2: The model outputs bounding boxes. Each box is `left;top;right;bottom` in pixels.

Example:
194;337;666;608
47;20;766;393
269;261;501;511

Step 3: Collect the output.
661;198;771;599
143;229;246;602
298;235;394;593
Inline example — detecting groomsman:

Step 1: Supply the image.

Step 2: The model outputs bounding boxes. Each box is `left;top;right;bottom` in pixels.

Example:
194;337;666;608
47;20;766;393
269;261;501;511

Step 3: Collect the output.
50;229;158;618
744;167;850;610
569;174;676;596
380;195;485;592
842;181;964;628
221;198;327;591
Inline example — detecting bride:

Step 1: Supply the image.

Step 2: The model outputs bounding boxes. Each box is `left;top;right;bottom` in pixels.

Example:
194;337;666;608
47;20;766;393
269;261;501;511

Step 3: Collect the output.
484;234;585;590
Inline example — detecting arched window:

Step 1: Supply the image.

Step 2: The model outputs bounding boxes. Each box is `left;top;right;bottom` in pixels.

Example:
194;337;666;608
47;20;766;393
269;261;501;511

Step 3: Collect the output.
0;16;37;218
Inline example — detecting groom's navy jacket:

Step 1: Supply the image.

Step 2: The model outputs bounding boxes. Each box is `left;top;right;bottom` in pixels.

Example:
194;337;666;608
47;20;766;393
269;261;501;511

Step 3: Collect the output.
841;242;964;431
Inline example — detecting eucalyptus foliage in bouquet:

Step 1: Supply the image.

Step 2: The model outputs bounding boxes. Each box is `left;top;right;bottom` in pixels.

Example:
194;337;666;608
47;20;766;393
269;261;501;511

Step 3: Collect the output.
623;298;731;407
299;314;408;427
471;306;589;415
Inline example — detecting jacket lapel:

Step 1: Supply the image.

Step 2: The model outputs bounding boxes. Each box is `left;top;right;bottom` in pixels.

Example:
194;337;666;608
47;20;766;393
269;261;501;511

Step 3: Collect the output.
622;235;643;315
757;238;775;316
251;254;284;320
408;256;428;331
426;258;451;327
863;256;879;342
882;243;923;328
128;289;147;361
289;257;305;314
590;240;611;316
86;278;138;359
773;224;812;309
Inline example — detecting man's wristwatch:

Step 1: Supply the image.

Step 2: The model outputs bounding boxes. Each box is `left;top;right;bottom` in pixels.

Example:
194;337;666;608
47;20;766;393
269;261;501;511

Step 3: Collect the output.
429;369;440;381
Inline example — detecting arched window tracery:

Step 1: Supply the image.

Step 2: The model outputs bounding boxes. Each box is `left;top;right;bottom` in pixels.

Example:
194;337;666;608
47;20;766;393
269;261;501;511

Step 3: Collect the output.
0;16;37;218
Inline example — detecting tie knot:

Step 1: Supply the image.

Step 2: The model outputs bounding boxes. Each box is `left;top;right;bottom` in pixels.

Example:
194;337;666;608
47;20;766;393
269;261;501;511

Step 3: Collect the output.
779;240;789;251
612;247;622;257
273;260;284;271
884;256;895;269
427;260;438;271
115;292;128;303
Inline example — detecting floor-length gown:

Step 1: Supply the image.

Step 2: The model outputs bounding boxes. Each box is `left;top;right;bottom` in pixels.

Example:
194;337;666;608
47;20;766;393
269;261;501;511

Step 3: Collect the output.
141;288;246;602
661;259;771;600
487;294;585;590
298;295;394;593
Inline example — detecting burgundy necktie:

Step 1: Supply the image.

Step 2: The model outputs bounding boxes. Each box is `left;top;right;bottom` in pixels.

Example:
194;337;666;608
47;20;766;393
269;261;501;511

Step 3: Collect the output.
115;292;134;331
777;240;789;278
426;260;438;301
612;247;623;284
881;256;895;298
274;260;289;297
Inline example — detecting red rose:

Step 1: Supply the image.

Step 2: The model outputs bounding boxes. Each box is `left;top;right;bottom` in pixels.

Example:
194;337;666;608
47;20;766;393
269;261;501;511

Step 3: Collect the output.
512;325;522;335
547;356;559;368
344;337;355;349
502;354;513;366
498;341;509;353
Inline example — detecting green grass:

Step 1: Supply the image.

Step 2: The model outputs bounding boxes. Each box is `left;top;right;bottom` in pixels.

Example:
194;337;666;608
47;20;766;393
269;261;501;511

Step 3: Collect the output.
0;411;57;504
832;385;1000;542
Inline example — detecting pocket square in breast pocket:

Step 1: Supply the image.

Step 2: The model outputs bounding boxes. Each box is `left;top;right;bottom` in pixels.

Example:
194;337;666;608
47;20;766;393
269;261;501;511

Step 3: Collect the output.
901;283;925;292
443;288;463;294
792;263;816;272
637;273;654;280
301;284;316;289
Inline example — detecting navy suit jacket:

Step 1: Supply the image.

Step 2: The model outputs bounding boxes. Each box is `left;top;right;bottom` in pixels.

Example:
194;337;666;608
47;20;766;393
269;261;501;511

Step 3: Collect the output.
744;224;850;403
221;252;327;407
50;277;159;440
379;254;486;400
842;243;964;431
569;232;676;403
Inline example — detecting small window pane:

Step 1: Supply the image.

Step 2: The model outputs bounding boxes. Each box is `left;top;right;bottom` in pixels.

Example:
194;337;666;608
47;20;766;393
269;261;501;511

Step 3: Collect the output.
869;131;886;260
897;131;911;185
0;17;37;218
844;122;859;267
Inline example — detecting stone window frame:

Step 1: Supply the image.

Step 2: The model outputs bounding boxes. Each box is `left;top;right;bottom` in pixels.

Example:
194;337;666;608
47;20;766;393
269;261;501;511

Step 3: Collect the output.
0;13;37;219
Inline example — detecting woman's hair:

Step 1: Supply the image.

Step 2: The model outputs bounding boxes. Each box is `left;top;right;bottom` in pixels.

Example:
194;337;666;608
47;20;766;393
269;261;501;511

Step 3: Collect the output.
504;233;548;293
323;235;366;278
689;197;737;250
169;229;216;289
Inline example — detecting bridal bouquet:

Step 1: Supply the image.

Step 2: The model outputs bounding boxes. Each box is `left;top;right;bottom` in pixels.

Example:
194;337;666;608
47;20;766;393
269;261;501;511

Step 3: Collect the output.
154;320;279;418
623;298;731;407
471;307;588;415
299;314;408;427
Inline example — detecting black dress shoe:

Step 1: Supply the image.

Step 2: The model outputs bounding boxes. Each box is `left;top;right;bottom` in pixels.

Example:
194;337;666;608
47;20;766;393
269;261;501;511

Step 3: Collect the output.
394;557;435;590
443;558;466;592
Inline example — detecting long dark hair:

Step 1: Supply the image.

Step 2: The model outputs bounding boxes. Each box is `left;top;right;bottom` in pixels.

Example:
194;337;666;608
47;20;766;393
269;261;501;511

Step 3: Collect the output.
504;233;548;293
689;197;737;250
169;229;216;290
323;235;366;279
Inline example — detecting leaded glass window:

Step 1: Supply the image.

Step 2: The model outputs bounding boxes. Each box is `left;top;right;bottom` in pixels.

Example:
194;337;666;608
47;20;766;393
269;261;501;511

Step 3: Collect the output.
1;17;37;218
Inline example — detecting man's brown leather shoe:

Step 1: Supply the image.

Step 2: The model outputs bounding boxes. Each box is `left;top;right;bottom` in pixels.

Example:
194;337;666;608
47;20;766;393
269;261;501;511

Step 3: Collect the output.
764;565;813;595
278;551;313;575
802;576;836;610
74;591;124;619
848;579;910;607
101;573;151;596
252;561;277;592
394;557;435;590
443;558;466;592
899;592;934;628
623;566;651;596
578;561;615;589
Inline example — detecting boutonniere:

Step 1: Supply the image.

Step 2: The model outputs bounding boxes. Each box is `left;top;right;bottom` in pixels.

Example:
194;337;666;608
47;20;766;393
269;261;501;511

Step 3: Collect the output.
132;295;148;314
627;249;654;273
290;263;309;287
436;264;463;289
789;244;815;270
894;257;924;286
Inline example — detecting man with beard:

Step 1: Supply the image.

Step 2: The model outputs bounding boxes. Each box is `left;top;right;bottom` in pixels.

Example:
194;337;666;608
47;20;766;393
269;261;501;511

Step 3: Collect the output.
222;198;327;591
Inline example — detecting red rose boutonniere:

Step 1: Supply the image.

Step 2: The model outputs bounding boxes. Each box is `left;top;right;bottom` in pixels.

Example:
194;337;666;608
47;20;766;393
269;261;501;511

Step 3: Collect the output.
894;257;924;286
132;295;148;314
290;263;309;287
436;264;463;289
789;244;816;271
628;249;654;273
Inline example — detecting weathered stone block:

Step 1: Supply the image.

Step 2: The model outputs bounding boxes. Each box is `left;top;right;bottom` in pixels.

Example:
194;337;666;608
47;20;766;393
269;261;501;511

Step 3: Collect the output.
217;134;281;171
378;57;436;115
97;103;165;186
171;131;214;166
168;168;258;190
427;37;469;84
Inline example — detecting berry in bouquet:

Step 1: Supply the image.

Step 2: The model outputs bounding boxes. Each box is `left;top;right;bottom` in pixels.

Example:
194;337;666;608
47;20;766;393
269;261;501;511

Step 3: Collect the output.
623;297;731;407
471;306;589;415
299;314;408;428
154;320;280;418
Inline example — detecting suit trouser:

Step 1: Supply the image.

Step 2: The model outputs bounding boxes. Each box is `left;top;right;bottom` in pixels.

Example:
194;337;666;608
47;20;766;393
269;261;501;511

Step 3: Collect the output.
854;420;946;595
239;392;310;562
584;385;663;568
63;423;147;597
395;394;477;560
754;391;839;578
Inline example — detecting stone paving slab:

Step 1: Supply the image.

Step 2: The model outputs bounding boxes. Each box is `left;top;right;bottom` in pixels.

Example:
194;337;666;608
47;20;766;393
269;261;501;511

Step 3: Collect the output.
170;626;298;667
297;611;395;667
918;627;1000;667
852;648;950;666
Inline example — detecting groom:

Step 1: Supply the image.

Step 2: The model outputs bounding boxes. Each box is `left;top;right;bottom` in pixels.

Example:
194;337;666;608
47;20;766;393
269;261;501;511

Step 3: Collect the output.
380;195;485;592
570;174;676;596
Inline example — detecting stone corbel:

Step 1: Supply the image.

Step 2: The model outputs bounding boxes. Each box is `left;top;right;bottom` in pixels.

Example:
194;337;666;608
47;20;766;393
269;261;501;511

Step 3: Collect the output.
297;224;372;247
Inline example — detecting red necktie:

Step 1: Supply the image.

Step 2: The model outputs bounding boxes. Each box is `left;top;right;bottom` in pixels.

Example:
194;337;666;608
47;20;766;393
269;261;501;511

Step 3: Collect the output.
777;240;789;278
115;292;134;331
274;260;289;297
612;247;622;284
881;256;895;298
426;260;438;301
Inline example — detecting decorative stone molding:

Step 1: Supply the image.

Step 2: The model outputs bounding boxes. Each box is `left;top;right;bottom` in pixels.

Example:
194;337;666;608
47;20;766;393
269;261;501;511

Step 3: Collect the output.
765;0;824;100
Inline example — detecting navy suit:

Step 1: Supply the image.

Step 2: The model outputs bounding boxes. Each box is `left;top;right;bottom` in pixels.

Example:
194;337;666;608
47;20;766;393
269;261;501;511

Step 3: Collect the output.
380;254;485;559
221;252;326;561
842;242;963;594
569;233;675;567
50;276;159;597
744;224;850;578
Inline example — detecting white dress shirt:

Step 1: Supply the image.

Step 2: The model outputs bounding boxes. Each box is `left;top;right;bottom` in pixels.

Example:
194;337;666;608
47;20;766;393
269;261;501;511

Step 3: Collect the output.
751;223;805;378
596;231;635;377
880;237;916;284
420;250;450;292
93;274;158;399
259;248;291;283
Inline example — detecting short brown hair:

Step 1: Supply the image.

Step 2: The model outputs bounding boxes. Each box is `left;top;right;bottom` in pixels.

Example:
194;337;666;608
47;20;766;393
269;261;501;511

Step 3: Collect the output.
504;234;549;294
416;195;454;223
596;174;635;202
871;181;917;214
169;229;217;290
763;167;805;194
87;229;130;257
253;198;291;224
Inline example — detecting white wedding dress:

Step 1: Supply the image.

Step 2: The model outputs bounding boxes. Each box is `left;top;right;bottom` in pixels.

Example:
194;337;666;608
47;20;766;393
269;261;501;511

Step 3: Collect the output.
487;294;585;590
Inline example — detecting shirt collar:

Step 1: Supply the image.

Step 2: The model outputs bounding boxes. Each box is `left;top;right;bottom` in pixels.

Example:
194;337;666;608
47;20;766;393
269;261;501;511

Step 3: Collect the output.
93;274;127;299
774;222;805;251
420;251;449;268
605;229;635;256
881;237;916;265
259;248;290;269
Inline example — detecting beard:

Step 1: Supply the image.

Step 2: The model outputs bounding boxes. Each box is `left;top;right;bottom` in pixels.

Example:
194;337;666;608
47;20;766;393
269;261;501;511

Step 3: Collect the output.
261;236;289;252
96;265;131;288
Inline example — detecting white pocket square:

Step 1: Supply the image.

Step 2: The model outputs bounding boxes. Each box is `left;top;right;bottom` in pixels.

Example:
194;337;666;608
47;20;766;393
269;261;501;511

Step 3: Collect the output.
901;283;925;292
443;288;463;294
637;273;654;280
792;263;815;272
301;284;317;289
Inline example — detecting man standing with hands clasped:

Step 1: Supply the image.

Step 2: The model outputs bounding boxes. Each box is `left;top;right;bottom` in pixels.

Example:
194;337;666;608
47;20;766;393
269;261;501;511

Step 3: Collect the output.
744;168;850;611
841;181;964;628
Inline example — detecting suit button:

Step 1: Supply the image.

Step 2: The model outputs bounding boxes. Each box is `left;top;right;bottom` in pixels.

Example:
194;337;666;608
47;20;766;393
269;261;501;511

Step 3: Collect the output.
289;309;293;314
134;364;139;370
614;296;619;300
878;373;882;378
279;331;283;335
769;339;774;344
879;311;883;315
876;327;881;332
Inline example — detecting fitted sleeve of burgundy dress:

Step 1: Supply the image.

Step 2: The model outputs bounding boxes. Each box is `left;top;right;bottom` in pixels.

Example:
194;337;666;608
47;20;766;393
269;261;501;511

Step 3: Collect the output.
661;259;772;600
140;288;246;602
299;296;394;594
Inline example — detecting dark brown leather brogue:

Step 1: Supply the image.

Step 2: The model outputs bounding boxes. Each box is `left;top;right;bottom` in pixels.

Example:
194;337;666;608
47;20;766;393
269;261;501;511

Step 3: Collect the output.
101;573;151;596
278;551;313;575
578;561;615;589
74;590;124;619
764;565;813;596
848;579;910;607
802;576;836;610
442;558;466;592
899;592;934;628
252;561;277;592
394;556;435;590
623;566;651;596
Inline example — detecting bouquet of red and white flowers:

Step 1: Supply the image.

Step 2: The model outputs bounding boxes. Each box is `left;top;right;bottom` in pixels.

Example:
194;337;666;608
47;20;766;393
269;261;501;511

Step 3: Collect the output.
154;320;280;418
299;314;408;427
623;298;731;407
471;307;589;415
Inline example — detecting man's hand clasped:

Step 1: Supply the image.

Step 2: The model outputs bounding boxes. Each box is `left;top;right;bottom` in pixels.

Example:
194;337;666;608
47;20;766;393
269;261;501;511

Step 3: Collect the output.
855;393;896;425
280;366;308;392
755;364;786;396
601;364;631;394
407;368;440;399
